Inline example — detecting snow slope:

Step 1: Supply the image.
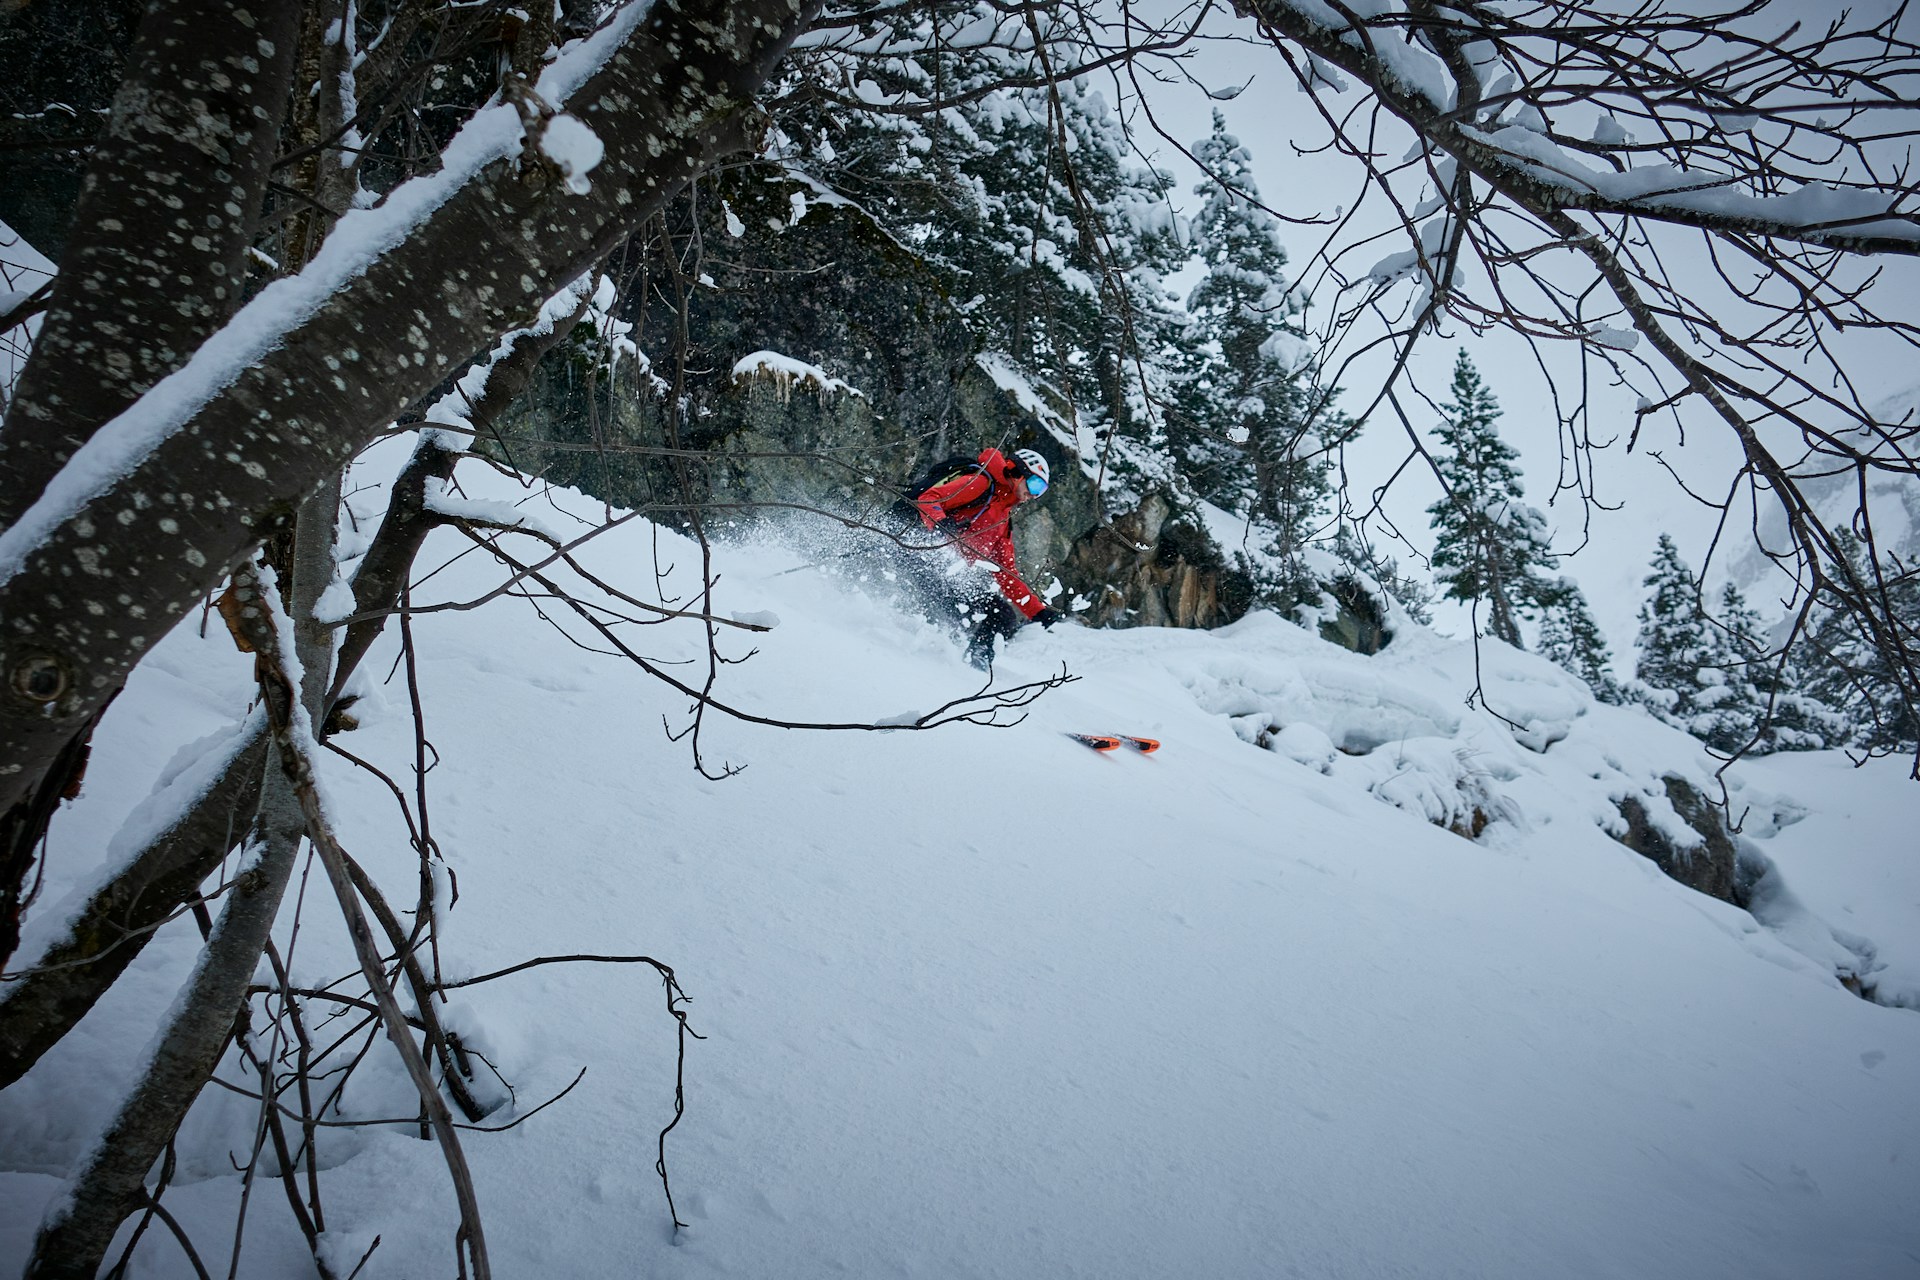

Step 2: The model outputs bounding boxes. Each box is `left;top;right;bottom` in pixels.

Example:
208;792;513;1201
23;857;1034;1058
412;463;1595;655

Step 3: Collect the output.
3;441;1918;1278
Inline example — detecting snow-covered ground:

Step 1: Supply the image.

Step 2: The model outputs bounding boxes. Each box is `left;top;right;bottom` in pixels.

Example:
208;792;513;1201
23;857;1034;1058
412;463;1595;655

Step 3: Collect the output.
3;443;1917;1278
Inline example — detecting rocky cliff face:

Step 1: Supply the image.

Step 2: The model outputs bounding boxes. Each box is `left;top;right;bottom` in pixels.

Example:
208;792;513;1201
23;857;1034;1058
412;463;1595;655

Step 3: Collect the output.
1058;495;1241;630
486;343;1405;650
486;173;1255;637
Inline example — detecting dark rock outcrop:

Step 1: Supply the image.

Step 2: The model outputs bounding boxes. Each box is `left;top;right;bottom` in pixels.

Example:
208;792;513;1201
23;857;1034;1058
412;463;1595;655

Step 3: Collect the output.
1058;495;1242;630
1317;574;1394;655
1613;776;1739;904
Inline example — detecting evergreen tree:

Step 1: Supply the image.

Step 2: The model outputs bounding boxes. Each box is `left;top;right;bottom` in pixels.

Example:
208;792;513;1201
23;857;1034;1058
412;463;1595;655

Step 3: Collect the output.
1425;350;1556;647
1803;533;1920;749
1330;523;1435;625
1769;643;1851;751
1634;534;1715;724
943;75;1186;438
1536;576;1620;701
1715;582;1766;656
1175;112;1331;552
1689;581;1771;752
1710;581;1846;753
1628;538;1839;752
768;25;1187;462
1159;110;1359;613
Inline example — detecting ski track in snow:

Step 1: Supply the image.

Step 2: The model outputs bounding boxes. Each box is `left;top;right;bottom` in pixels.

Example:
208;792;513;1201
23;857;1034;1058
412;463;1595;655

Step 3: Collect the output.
2;438;1917;1278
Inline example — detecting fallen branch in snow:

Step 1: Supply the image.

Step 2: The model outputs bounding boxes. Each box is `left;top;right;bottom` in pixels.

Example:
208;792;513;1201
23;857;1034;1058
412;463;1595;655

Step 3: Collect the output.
204;1065;590;1136
227;944;339;1280
346;501;778;633
911;664;1080;729
436;952;706;1229
240;984;419;1026
332;831;490;1123
343;1235;382;1280
327;277;602;710
104;1145;211;1280
3;285;605;1089
209;946;699;1228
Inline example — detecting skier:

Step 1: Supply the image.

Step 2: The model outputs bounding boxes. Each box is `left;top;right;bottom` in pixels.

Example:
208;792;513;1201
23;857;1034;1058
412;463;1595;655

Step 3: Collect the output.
893;445;1064;669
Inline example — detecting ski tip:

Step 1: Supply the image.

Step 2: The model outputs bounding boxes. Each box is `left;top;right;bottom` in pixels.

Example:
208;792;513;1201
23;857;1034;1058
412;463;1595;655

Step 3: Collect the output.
1065;733;1159;754
1067;733;1122;752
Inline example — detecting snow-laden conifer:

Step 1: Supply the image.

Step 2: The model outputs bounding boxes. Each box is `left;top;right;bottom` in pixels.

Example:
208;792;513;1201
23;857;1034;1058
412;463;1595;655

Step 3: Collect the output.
1633;535;1715;725
1628;538;1842;753
1169;111;1363;611
1690;581;1773;753
1425;351;1556;648
1536;577;1620;702
771;29;1186;488
1175;112;1326;535
1714;582;1845;753
1803;533;1920;750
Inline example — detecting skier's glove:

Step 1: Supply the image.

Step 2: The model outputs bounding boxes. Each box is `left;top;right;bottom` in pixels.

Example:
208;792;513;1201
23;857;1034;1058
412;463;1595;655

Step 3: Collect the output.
1033;606;1064;630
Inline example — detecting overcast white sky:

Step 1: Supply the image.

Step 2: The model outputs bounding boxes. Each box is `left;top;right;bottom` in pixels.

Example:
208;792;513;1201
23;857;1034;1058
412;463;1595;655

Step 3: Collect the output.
1114;1;1920;652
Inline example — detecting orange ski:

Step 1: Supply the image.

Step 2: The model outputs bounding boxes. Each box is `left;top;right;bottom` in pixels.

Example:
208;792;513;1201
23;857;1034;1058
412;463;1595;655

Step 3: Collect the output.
1066;733;1159;754
1067;733;1122;752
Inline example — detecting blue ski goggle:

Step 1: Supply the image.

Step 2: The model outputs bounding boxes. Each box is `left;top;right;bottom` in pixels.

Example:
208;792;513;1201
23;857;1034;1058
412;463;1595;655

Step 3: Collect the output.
1024;473;1048;497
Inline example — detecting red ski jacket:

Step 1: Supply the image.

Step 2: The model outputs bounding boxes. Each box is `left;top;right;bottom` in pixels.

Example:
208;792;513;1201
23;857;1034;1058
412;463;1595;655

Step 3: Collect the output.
911;447;1046;619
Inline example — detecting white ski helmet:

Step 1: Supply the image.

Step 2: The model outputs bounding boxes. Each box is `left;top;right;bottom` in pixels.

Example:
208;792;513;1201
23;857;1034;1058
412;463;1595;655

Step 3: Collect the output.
1015;448;1050;496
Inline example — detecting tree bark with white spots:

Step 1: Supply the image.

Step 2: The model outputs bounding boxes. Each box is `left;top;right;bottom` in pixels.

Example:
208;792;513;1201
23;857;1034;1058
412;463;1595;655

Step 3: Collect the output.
0;0;820;969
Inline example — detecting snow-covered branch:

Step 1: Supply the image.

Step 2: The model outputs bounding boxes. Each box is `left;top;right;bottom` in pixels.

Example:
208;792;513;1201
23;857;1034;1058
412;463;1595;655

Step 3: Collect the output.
1229;0;1920;741
0;0;821;829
